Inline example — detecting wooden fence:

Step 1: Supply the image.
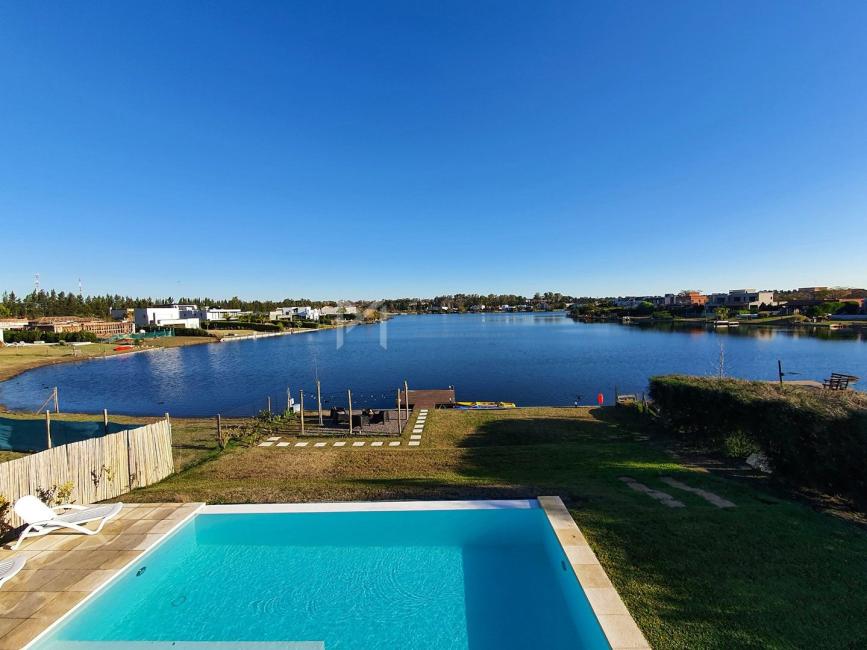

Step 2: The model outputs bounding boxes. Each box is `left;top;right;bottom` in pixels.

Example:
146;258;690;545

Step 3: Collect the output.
0;420;174;527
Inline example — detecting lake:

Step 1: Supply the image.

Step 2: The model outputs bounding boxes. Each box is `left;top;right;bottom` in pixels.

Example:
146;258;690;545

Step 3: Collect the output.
0;313;864;416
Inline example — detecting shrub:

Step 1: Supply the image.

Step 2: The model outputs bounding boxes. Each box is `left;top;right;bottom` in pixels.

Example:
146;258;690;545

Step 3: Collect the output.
3;330;98;343
649;375;867;504
202;321;281;332
171;327;213;337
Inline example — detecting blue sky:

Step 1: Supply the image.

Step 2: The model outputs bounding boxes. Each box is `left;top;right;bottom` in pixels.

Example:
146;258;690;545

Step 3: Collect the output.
1;1;866;300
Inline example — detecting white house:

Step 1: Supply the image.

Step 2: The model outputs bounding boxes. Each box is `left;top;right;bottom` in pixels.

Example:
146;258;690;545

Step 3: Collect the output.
133;307;200;329
270;306;321;321
199;307;243;321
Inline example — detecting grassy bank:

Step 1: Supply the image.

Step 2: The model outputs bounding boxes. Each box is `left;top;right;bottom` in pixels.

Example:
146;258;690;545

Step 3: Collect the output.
111;406;867;649
0;336;214;383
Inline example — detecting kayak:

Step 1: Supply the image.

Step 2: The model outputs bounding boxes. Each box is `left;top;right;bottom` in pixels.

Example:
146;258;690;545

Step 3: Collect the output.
455;401;517;410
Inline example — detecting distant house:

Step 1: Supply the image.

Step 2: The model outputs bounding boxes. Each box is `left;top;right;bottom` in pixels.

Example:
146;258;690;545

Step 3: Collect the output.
321;304;358;317
271;306;321;321
199;307;244;321
0;318;29;330
133;307;200;329
725;290;775;309
31;317;134;337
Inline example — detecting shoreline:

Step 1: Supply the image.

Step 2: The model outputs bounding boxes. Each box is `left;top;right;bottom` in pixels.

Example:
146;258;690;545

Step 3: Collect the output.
0;319;369;396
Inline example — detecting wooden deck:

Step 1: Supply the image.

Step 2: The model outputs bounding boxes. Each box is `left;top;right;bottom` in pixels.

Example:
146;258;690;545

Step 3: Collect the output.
401;388;455;409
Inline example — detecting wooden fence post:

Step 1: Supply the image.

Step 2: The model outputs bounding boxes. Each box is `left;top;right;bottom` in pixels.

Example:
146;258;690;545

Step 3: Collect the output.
267;396;271;415
396;389;402;434
347;389;353;434
45;411;52;449
53;387;59;414
317;380;323;426
103;408;109;435
300;390;305;435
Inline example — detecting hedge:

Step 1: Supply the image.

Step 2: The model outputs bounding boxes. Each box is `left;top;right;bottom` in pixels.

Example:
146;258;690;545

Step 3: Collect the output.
649;375;867;503
2;329;98;343
202;321;281;332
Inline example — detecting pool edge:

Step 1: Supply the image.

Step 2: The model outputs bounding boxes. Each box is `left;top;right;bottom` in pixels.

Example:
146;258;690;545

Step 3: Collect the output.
538;495;650;650
21;502;206;650
201;499;537;514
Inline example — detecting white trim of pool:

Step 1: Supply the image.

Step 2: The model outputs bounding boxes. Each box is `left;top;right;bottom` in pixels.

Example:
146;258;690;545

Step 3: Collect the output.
201;499;536;514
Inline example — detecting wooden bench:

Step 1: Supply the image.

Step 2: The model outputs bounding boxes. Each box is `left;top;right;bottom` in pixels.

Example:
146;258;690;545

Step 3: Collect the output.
823;373;859;390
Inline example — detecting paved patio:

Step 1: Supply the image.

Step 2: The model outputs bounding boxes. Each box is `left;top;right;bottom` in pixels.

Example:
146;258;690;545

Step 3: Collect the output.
0;501;203;649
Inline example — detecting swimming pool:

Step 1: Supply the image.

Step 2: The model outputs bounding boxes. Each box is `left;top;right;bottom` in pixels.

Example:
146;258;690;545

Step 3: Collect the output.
30;501;614;649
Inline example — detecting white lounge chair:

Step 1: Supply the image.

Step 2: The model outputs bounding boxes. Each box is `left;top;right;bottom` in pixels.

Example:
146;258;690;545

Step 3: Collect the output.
0;556;26;588
12;496;123;550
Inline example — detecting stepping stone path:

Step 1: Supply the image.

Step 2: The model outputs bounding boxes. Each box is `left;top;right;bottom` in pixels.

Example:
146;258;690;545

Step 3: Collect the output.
254;408;431;450
661;477;736;508
619;477;685;508
408;408;428;446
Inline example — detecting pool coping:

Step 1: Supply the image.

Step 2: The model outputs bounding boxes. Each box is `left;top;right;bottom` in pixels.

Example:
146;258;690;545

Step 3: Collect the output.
20;503;205;650
538;496;650;649
201;499;537;514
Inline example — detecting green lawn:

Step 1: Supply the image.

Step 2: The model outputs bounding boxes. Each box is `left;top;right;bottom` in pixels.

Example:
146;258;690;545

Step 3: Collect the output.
120;407;867;649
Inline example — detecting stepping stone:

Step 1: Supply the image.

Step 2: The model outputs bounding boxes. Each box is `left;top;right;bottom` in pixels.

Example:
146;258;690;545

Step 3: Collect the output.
352;441;365;447
413;427;424;432
276;442;290;447
371;441;383;447
258;442;274;447
266;437;281;441
661;477;736;508
388;442;401;447
410;435;422;440
619;477;685;508
408;441;420;446
419;410;429;414
294;442;308;447
314;442;327;447
333;441;346;447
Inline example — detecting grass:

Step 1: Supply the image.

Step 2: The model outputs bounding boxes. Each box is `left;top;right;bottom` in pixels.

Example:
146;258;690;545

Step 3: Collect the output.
117;406;867;649
0;336;215;382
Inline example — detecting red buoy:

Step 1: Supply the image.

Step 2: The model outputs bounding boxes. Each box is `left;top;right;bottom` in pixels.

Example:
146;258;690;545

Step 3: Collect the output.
597;393;604;406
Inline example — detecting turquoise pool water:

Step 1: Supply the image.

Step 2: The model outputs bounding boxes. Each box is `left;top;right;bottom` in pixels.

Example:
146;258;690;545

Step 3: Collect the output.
33;506;611;649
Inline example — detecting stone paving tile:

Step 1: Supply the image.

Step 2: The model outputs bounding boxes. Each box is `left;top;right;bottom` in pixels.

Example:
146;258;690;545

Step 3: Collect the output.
0;618;49;649
619;477;685;508
661;477;736;508
0;502;203;650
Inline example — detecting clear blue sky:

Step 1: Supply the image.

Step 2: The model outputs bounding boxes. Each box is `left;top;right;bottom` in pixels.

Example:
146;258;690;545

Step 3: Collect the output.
2;1;866;300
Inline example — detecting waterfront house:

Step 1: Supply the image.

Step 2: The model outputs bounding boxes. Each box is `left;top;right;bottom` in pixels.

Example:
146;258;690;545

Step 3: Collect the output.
133;306;201;329
321;304;358;317
271;306;321;321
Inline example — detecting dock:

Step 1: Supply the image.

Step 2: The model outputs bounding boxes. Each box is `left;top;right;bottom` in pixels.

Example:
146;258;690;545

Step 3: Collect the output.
401;388;456;409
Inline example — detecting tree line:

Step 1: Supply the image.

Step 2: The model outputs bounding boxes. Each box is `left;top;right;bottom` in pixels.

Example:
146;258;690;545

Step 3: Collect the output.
0;290;577;319
0;290;323;319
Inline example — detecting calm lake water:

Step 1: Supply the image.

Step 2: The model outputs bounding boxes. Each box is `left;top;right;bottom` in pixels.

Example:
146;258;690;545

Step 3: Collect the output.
1;313;864;416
